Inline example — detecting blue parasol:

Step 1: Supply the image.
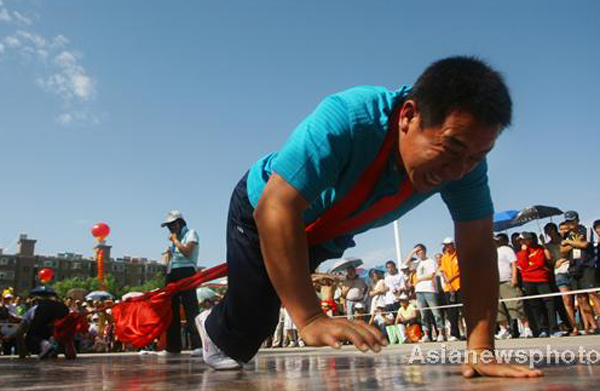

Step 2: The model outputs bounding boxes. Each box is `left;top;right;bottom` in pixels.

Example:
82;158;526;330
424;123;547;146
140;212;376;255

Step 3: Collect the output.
493;210;522;232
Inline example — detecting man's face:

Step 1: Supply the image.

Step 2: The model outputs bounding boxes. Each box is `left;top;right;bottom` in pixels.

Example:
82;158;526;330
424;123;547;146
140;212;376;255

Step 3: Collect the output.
559;224;569;237
167;221;182;235
386;263;397;275
566;220;578;232
398;103;500;192
444;243;456;254
415;247;426;260
346;267;356;279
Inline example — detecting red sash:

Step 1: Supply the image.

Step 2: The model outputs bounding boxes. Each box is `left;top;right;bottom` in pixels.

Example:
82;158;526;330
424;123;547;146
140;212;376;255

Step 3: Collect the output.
305;115;413;245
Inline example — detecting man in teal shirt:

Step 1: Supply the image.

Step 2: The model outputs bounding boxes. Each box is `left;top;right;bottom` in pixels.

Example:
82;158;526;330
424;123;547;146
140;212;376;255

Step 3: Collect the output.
196;57;541;378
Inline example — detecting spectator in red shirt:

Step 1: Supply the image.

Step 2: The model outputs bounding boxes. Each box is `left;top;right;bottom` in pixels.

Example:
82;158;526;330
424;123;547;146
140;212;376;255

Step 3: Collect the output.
517;232;560;337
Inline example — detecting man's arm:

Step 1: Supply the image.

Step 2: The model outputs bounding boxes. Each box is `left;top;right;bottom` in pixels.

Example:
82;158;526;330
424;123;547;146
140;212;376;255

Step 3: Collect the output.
455;217;541;378
455;217;497;352
254;173;386;352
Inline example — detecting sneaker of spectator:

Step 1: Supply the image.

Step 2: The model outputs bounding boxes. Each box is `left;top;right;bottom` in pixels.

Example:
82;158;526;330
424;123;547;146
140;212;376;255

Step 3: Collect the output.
156;350;180;357
538;331;549;338
190;348;203;357
419;334;431;343
495;328;512;340
521;327;534;338
38;339;56;360
436;334;445;343
447;336;459;342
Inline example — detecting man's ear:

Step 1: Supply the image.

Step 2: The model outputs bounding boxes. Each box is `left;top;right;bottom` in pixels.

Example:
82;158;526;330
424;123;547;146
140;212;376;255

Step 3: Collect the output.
398;100;418;134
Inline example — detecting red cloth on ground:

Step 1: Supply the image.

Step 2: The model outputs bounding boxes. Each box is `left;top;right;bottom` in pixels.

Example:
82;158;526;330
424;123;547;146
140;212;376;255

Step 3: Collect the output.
517;246;550;282
53;312;89;344
112;263;228;347
113;118;412;347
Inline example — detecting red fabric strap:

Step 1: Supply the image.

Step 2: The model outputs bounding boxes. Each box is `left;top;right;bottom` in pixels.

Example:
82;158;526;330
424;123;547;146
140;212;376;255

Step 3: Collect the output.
306;114;413;245
53;312;88;344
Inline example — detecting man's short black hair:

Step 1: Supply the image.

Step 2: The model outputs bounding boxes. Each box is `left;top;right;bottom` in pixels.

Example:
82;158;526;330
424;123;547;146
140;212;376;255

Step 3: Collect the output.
559;221;568;227
544;222;558;233
495;233;509;245
412;56;512;129
415;243;427;252
511;232;520;240
594;220;600;230
385;260;396;267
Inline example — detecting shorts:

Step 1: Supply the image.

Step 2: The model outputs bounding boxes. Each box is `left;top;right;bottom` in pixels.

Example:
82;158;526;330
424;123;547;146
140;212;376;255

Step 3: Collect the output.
497;281;525;322
555;272;570;288
570;267;597;290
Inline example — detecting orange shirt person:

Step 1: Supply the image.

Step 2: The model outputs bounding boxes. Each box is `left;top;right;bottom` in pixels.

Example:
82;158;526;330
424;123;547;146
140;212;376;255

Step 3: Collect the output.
440;237;463;340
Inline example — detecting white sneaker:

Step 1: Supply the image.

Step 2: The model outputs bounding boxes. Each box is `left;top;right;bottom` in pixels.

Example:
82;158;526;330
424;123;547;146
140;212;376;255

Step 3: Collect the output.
191;348;203;357
420;335;431;343
447;336;458;342
521;328;534;338
156;350;180;357
195;310;242;370
436;334;445;343
38;340;55;360
495;328;511;340
139;350;152;355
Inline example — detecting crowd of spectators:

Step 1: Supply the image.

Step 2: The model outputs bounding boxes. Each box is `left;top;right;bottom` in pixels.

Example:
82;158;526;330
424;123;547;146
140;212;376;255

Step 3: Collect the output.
3;210;600;355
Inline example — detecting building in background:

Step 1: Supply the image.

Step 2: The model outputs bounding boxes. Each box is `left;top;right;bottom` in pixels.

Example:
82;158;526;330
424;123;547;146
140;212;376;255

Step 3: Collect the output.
0;234;166;295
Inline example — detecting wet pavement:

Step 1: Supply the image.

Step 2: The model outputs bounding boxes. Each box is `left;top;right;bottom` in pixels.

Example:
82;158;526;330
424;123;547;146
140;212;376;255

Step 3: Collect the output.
2;336;600;390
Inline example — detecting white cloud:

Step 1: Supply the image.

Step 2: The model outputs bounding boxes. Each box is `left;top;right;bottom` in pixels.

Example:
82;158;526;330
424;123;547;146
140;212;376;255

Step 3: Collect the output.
12;11;31;25
16;30;45;48
55;50;76;67
51;34;69;48
56;110;99;126
1;2;100;126
0;8;11;22
36;50;96;101
4;35;20;47
57;112;72;124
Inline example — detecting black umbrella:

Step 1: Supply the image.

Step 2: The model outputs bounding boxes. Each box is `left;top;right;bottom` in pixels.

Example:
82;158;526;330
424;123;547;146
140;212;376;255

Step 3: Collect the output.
513;205;563;226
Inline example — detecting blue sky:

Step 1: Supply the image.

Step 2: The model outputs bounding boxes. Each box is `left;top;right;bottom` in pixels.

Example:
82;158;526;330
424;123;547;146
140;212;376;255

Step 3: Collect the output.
1;0;598;270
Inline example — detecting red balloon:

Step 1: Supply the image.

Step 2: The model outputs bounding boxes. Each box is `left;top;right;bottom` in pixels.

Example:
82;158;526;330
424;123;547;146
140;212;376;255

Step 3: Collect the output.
91;223;110;240
38;268;55;283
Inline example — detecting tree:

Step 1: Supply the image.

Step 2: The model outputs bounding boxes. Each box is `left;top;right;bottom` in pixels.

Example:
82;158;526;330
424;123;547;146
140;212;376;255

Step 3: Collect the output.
123;272;164;294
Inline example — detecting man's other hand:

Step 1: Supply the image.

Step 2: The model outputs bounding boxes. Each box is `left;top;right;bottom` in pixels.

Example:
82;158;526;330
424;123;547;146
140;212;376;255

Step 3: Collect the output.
299;314;388;353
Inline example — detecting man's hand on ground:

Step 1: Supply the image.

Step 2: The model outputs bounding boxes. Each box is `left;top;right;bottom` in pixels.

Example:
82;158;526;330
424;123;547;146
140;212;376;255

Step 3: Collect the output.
462;362;543;378
299;314;388;353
